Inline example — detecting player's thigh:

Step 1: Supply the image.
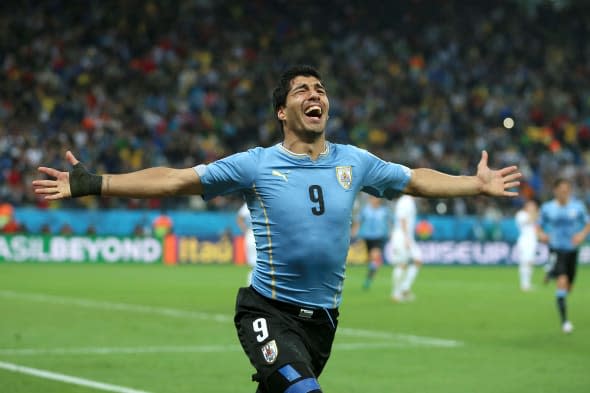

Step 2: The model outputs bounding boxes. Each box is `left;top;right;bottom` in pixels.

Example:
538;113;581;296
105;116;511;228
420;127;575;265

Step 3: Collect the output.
386;236;409;264
564;251;579;284
234;288;322;392
554;251;571;277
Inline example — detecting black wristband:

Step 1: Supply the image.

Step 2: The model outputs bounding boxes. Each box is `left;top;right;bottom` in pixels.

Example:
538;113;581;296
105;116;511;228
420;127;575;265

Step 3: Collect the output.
69;163;103;197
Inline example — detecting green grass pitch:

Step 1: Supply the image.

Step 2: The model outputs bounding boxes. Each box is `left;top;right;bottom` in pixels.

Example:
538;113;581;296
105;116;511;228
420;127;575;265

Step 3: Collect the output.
0;263;588;393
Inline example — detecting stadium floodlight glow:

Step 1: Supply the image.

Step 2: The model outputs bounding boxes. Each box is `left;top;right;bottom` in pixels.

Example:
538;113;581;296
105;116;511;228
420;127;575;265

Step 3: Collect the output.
436;202;447;215
503;117;515;129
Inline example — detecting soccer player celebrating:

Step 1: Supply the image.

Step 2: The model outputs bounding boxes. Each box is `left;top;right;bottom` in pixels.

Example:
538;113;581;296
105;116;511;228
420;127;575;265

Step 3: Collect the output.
538;178;590;334
514;199;539;292
33;65;521;392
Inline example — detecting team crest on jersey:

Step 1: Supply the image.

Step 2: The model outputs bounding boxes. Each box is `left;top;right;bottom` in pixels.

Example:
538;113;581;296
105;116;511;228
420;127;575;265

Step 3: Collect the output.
336;166;352;189
261;340;278;364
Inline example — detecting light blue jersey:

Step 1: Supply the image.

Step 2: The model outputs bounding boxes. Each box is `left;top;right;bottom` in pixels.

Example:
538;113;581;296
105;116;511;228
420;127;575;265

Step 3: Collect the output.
196;142;411;308
539;198;589;251
356;204;391;240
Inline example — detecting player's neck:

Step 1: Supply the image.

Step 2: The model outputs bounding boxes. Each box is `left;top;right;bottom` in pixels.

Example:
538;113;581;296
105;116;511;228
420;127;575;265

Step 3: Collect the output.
281;133;327;160
557;197;569;206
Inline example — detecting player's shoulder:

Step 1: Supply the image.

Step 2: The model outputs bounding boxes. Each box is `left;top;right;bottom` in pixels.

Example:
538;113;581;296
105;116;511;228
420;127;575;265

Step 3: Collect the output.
330;142;370;157
235;145;281;164
398;194;414;203
244;145;268;157
330;143;395;170
571;198;588;210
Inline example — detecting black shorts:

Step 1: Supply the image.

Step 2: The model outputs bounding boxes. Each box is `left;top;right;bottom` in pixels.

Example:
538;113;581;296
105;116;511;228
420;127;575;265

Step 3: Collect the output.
234;286;339;393
548;249;579;283
364;238;386;253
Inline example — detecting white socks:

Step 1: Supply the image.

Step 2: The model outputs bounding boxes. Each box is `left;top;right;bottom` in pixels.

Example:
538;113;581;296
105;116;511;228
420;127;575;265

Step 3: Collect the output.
392;266;405;298
519;263;532;290
401;264;419;293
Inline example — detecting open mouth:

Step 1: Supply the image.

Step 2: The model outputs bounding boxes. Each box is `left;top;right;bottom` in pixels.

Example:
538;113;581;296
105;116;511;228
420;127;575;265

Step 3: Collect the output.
304;105;323;119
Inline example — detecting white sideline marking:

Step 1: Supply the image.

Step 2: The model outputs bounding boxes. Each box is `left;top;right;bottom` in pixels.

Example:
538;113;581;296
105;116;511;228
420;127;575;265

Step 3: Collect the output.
338;328;462;348
0;290;463;348
0;290;231;322
0;345;240;356
0;360;152;393
0;341;433;357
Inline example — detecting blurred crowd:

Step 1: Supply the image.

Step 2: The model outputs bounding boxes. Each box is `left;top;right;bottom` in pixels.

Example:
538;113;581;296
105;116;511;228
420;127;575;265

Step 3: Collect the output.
1;0;590;216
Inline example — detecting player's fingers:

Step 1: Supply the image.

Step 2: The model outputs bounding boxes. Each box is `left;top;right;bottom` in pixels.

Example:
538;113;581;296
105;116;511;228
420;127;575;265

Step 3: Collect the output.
32;180;57;187
503;173;522;183
503;190;519;197
44;193;65;200
37;166;62;178
34;187;59;194
478;150;488;167
498;166;519;176
66;150;79;166
504;181;520;189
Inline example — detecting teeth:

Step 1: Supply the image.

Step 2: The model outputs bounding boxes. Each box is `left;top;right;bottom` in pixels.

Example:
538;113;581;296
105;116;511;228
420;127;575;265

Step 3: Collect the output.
305;106;322;115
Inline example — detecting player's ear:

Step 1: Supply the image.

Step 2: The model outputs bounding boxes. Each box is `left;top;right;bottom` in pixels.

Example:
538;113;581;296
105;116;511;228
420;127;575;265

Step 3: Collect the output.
277;107;287;122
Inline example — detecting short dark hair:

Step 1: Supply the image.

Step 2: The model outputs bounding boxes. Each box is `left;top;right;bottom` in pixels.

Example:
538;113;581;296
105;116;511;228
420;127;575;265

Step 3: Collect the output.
553;178;571;188
272;65;322;134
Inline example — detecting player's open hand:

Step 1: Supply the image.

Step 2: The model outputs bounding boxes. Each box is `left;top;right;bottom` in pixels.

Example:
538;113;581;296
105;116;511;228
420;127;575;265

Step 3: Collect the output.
476;151;521;197
32;151;79;200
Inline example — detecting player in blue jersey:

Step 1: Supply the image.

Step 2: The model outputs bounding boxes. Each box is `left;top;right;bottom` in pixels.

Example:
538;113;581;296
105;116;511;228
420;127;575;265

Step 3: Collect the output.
33;65;521;393
351;195;392;289
538;178;590;334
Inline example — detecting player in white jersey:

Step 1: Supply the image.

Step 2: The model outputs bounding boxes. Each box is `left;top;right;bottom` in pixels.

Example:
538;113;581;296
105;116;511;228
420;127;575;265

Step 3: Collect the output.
514;199;538;291
237;202;257;285
33;65;522;392
386;195;422;302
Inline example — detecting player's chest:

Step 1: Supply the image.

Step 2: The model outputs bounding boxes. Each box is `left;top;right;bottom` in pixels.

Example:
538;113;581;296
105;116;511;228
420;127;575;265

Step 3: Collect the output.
549;206;580;224
253;165;358;217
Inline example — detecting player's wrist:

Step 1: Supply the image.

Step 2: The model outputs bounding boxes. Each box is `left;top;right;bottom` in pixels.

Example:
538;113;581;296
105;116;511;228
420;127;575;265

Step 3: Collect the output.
69;163;103;197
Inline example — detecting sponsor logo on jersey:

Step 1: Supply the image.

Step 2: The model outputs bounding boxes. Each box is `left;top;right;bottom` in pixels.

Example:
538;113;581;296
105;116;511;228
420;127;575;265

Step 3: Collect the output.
336;166;352;189
261;339;279;364
272;170;289;182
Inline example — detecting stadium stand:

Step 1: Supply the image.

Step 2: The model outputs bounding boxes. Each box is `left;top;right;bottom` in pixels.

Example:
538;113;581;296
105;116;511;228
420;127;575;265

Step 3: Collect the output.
1;0;589;219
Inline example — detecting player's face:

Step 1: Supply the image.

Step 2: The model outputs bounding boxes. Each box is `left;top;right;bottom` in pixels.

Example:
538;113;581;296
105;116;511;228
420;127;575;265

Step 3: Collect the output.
554;182;571;204
278;75;330;136
524;200;537;214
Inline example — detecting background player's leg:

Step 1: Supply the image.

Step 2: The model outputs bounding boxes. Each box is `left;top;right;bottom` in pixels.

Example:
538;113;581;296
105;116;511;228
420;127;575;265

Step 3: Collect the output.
556;275;572;333
363;247;382;290
392;263;406;302
400;263;418;300
519;261;532;291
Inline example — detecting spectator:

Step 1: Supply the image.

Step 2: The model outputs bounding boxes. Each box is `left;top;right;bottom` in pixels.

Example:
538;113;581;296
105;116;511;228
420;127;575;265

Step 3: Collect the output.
2;1;590;216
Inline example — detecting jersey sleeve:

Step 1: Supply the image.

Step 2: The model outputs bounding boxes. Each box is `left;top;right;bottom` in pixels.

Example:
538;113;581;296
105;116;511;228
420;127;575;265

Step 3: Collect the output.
359;150;412;199
195;149;259;200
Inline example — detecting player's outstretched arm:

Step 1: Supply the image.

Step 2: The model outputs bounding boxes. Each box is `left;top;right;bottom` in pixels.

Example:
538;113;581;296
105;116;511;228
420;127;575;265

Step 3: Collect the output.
33;151;203;200
404;151;521;198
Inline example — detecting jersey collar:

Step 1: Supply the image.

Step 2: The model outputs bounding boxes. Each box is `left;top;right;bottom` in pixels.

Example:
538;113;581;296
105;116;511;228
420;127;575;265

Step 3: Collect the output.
277;142;330;160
